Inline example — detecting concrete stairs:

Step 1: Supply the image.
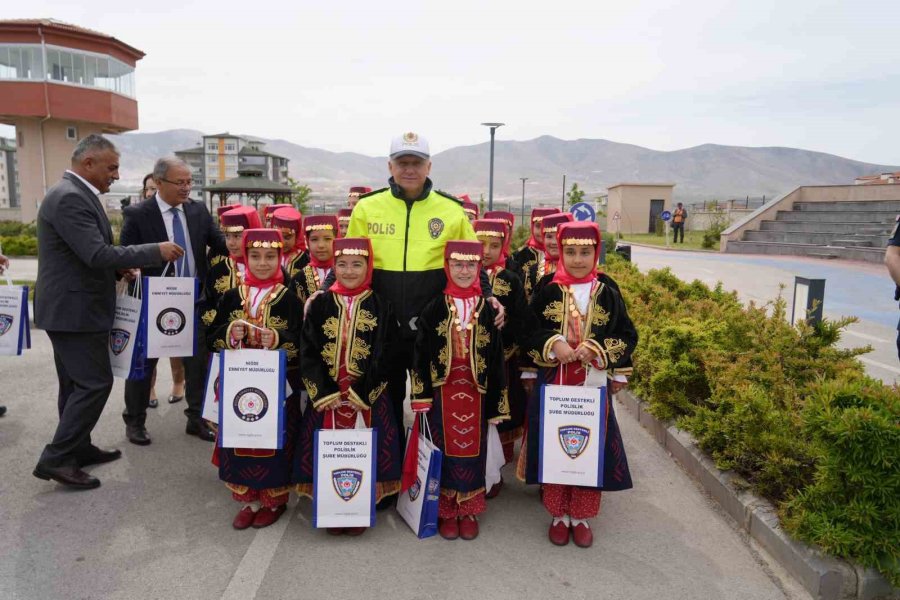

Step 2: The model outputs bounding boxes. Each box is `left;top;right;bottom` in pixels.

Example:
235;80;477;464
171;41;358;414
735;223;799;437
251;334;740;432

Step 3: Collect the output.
726;200;899;263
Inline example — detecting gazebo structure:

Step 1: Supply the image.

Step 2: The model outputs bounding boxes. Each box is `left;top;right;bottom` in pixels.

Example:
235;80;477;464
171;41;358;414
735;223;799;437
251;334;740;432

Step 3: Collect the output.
203;167;294;211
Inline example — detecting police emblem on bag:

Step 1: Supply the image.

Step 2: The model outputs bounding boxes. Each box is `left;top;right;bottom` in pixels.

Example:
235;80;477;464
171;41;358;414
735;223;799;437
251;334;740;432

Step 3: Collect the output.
427;477;440;495
156;308;186;336
109;328;131;355
233;387;269;422
408;476;422;501
558;425;590;459
0;314;13;337
428;218;444;239
332;469;363;501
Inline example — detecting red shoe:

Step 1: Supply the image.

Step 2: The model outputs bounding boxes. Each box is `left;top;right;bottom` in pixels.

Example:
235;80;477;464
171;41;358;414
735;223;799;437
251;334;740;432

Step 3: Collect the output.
572;522;593;548
548;520;570;546
459;516;479;540
344;527;367;536
233;506;257;530
252;505;286;529
326;528;344;536
439;517;459;540
486;478;503;499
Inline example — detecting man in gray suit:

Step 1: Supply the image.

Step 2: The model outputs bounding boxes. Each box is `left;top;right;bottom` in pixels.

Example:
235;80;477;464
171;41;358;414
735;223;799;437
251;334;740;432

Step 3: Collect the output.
33;135;184;490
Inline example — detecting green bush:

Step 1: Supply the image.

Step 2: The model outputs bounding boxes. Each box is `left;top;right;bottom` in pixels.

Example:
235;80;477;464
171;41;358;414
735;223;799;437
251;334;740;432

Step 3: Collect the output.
604;256;899;583
0;220;36;237
701;212;730;249
1;235;37;256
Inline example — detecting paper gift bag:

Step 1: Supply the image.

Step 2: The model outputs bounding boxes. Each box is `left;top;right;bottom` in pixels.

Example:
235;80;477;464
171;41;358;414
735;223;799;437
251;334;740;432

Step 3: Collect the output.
144;264;198;359
109;278;147;379
397;415;443;539
538;381;608;488
201;352;221;424
218;348;286;449
313;414;376;529
0;276;30;357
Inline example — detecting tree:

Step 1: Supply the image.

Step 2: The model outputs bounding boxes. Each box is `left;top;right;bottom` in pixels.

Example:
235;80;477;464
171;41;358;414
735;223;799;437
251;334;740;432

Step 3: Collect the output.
567;182;585;207
286;177;312;213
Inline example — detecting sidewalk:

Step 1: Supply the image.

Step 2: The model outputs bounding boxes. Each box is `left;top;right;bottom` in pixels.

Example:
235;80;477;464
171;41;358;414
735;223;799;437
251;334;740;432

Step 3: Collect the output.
629;246;899;384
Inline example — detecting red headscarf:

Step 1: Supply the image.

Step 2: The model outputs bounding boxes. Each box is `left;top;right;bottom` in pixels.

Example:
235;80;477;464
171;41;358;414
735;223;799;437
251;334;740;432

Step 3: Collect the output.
221;206;262;265
527;207;560;250
552;222;602;286
241;228;285;288
541;212;574;270
330;238;373;297
443;240;483;299
304;215;338;269
473;218;510;269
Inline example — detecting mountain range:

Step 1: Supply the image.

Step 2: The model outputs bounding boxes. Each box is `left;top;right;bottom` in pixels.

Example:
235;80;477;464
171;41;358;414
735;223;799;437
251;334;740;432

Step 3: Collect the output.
109;129;899;205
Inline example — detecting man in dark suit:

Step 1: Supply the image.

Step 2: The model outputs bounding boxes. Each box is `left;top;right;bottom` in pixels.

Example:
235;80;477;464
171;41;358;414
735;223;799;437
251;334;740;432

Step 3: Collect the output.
120;157;227;445
33;135;184;490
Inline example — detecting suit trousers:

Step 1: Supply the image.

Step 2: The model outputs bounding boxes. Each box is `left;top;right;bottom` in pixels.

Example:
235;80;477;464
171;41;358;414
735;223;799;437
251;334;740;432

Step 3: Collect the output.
122;322;208;427
39;331;114;468
387;337;415;444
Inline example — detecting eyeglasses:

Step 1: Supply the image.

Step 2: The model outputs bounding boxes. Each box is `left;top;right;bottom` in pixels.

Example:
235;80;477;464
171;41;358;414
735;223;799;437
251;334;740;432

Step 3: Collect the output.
161;178;193;188
449;262;479;271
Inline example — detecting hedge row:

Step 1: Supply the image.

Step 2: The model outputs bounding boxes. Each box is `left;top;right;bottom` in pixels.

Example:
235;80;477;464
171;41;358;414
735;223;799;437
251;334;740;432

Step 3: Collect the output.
603;256;899;584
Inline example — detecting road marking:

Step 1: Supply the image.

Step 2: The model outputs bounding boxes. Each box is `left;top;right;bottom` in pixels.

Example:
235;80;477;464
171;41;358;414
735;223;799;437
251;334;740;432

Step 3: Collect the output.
844;329;892;344
858;356;900;375
220;503;295;600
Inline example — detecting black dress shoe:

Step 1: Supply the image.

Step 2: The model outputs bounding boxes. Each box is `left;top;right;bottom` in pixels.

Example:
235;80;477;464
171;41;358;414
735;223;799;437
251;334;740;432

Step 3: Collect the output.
185;420;215;442
0;405;6;417
78;447;122;467
126;425;152;446
148;397;159;408
33;463;100;490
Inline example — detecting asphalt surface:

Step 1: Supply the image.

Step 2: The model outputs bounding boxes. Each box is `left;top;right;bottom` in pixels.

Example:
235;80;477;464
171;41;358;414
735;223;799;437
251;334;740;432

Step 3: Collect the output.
0;330;810;600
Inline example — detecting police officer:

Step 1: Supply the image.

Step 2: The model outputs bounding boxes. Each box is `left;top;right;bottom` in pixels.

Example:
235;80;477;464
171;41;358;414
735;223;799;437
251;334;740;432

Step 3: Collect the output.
343;132;506;440
886;215;900;360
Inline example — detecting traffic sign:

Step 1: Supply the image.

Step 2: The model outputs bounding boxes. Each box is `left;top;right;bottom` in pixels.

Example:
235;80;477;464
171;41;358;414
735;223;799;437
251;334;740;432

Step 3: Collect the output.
660;210;672;222
571;202;596;222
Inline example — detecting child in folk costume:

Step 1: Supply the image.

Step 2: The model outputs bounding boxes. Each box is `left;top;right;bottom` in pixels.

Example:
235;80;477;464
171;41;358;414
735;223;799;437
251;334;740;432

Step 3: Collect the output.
294;238;403;535
271;207;309;278
263;203;293;227
524;212;574;300
201;206;261;328
291;215;337;304
461;198;479;224
483;210;524;278
206;228;303;530
209;204;239;267
337;208;352;238
473;219;530;497
511;207;559;280
411;240;509;541
520;221;637;548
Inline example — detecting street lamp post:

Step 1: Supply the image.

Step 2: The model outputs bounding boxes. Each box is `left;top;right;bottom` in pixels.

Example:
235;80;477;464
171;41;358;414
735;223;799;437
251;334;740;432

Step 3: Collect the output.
481;122;504;211
519;177;528;227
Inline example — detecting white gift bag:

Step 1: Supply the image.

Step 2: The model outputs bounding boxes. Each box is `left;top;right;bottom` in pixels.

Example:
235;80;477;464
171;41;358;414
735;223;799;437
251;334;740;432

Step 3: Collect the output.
538;380;608;488
484;423;505;491
313;413;376;529
218;348;286;449
109;278;146;379
201;352;221;424
396;415;442;538
0;273;30;356
144;262;198;359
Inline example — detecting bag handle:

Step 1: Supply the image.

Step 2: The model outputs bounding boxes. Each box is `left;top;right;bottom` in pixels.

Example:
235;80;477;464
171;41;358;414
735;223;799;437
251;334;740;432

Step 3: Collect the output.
0;241;13;287
419;412;433;442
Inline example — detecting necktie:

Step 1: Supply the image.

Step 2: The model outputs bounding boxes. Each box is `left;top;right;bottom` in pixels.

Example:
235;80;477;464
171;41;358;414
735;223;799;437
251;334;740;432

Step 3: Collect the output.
171;207;188;276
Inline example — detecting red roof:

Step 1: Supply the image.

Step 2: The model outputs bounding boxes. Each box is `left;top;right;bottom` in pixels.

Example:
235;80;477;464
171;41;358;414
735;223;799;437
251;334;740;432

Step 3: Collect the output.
0;19;144;62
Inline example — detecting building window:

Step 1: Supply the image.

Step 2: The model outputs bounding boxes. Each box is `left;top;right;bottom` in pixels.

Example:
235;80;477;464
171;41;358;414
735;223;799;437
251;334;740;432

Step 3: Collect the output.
225;144;236;151
0;45;43;80
207;143;217;151
210;179;217;185
208;155;217;164
66;126;78;140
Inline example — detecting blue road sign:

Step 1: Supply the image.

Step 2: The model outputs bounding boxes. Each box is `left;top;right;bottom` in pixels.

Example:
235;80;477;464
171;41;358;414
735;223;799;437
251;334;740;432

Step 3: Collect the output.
571;202;596;222
661;210;672;222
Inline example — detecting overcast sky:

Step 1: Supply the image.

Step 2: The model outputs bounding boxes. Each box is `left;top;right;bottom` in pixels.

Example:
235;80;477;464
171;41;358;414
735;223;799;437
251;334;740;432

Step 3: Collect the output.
5;0;899;164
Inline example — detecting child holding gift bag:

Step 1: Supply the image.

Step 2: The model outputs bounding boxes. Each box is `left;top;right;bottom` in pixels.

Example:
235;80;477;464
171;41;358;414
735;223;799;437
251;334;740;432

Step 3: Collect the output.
411;240;509;541
294;237;403;536
207;228;302;530
519;221;637;548
200;206;261;328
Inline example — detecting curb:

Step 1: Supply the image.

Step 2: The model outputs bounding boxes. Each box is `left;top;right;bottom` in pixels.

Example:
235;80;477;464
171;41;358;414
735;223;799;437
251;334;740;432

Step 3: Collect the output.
617;240;718;254
616;389;898;600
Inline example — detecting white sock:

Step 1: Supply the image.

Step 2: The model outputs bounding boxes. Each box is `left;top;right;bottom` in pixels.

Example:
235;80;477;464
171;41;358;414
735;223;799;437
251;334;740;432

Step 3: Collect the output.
571;518;589;528
552;515;571;527
242;501;260;512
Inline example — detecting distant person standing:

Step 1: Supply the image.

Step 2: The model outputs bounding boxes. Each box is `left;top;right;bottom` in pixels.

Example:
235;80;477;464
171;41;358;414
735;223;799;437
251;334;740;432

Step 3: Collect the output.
347;186;371;209
141;173;158;200
885;215;900;360
672;202;687;243
33;135;183;490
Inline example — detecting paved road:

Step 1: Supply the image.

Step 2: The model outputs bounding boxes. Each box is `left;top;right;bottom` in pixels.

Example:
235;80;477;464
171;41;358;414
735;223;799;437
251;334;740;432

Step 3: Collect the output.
0;331;809;600
628;245;900;384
